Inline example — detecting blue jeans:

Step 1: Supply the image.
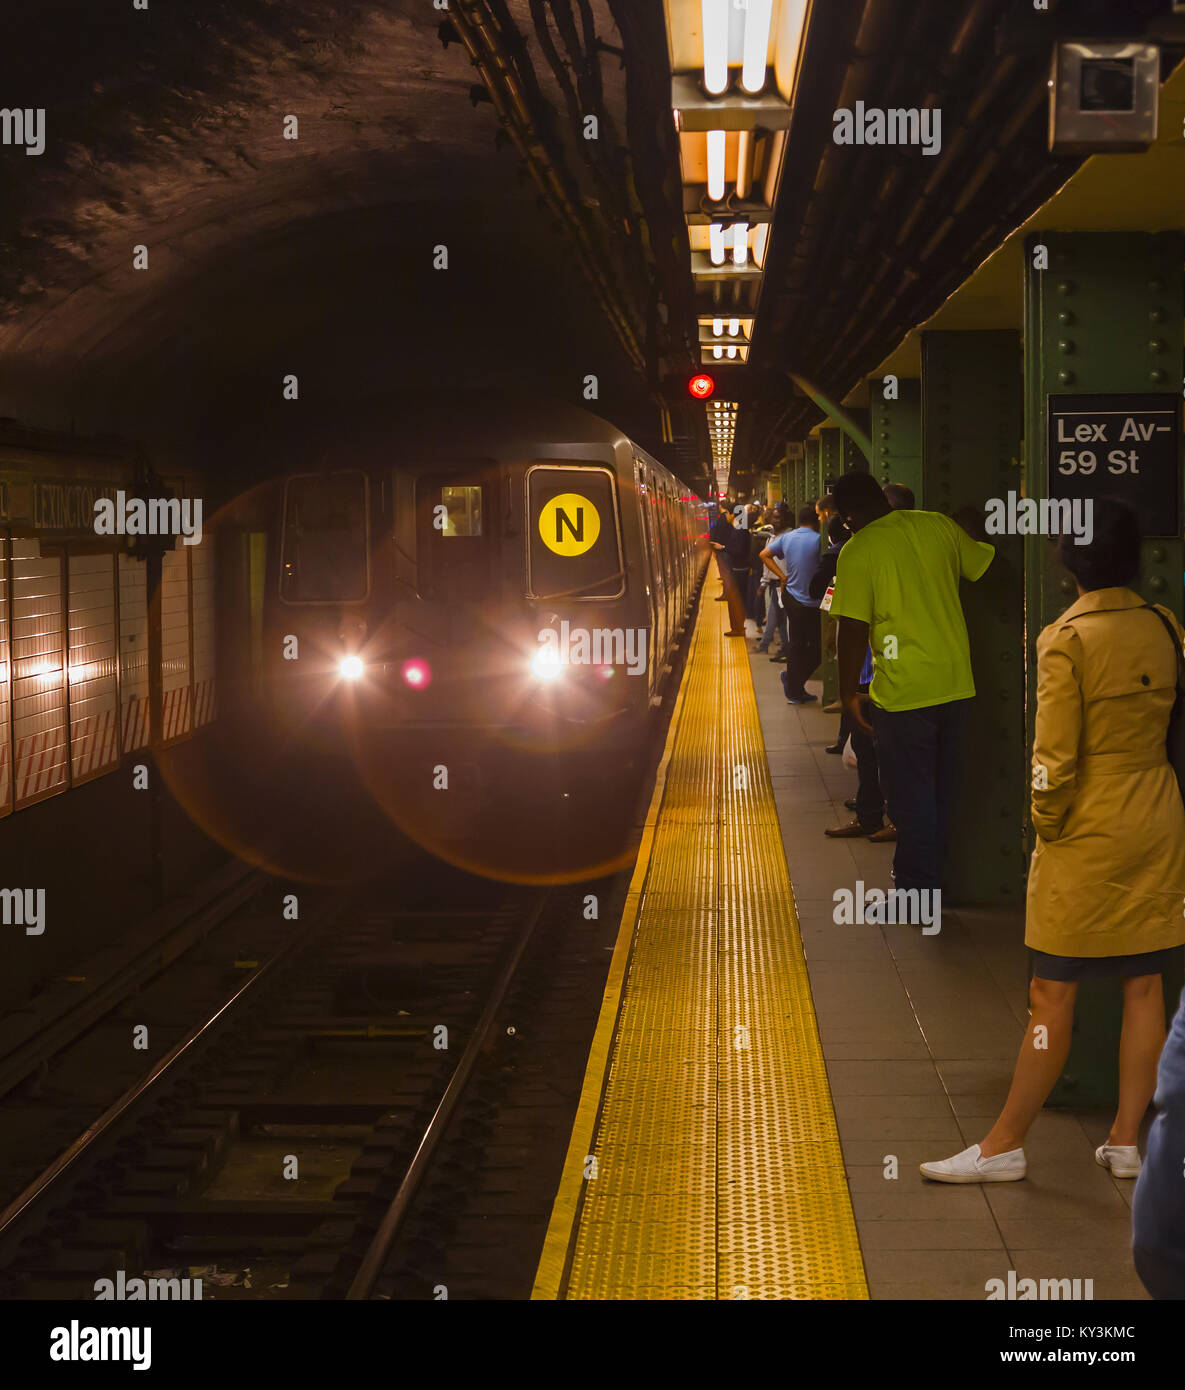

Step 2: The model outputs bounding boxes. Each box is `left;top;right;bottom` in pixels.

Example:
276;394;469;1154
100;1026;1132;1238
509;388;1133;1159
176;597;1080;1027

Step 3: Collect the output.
870;698;972;891
1133;986;1185;1298
759;587;786;650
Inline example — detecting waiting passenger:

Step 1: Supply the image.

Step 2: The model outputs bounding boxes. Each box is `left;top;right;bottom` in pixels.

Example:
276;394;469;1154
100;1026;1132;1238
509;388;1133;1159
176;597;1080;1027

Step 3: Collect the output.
815;494;838;548
811;514;851;750
756;504;791;656
829;471;992;890
760;505;821;704
1134;987;1185;1297
709;508;750;637
921;499;1185;1184
745;504;769;627
823;483;911;841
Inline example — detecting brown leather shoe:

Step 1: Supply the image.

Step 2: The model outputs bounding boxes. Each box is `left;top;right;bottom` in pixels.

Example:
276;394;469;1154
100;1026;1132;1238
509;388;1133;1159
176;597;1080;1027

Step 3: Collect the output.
824;819;881;838
725;629;747;637
869;824;897;842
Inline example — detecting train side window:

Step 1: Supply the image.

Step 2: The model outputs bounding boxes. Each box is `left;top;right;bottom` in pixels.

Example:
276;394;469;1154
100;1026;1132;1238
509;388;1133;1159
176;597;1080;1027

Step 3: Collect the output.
527;465;623;600
280;472;369;603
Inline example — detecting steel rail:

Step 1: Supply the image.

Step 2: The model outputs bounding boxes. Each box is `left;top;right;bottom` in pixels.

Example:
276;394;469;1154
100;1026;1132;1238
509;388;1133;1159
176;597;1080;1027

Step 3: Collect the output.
346;889;550;1298
0;898;338;1246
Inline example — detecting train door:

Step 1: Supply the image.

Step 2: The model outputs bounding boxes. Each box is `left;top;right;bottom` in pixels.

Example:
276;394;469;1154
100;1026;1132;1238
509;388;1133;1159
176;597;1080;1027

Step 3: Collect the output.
633;459;662;697
416;477;489;606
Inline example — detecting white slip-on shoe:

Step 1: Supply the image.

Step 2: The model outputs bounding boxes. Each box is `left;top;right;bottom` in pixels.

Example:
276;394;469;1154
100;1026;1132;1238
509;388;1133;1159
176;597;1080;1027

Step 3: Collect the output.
919;1143;1026;1184
1095;1144;1141;1178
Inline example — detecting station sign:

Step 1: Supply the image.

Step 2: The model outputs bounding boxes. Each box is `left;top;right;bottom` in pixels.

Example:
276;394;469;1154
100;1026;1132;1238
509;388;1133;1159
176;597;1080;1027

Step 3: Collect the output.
1046;393;1180;537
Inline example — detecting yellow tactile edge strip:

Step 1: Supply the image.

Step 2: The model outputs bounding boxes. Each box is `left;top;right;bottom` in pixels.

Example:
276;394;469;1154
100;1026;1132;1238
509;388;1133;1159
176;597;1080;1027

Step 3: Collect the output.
529;593;696;1301
532;580;868;1300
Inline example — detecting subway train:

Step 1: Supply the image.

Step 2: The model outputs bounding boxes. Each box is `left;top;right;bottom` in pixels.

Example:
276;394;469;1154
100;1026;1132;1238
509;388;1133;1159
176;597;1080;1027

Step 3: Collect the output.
259;400;711;874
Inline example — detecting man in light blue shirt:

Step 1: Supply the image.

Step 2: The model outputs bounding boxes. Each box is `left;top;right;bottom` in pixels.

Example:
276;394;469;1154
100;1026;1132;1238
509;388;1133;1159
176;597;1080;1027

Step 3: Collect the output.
760;506;822;704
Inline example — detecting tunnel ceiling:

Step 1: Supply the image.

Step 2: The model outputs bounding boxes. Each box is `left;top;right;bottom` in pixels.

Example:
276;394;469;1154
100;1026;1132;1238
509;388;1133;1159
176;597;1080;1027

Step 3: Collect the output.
5;1;1183;501
0;1;707;492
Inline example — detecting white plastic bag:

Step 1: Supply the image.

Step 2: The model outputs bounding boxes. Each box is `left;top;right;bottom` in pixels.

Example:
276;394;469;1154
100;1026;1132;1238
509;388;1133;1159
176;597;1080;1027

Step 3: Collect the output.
841;735;857;771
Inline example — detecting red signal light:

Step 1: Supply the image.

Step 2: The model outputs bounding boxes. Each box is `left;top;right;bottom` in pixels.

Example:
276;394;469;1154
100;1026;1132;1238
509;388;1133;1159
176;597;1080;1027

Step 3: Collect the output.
689;373;715;400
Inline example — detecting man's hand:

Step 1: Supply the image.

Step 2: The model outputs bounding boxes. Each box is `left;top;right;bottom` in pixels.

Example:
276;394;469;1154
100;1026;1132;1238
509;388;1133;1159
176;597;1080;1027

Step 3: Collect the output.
836;614;873;735
845;691;873;737
710;541;724;550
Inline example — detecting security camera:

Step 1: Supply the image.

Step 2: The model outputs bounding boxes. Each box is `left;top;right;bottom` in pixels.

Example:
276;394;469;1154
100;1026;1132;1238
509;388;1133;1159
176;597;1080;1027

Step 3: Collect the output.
1049;41;1160;154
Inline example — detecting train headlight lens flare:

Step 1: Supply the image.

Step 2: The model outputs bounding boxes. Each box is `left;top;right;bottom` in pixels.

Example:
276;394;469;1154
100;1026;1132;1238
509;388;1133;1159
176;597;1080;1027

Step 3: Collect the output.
530;647;564;683
339;656;365;681
689;373;716;400
401;658;431;689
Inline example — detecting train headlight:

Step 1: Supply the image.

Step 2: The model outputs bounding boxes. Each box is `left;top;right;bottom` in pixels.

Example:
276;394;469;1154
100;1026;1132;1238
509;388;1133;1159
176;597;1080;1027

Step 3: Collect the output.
529;647;563;683
339;655;365;681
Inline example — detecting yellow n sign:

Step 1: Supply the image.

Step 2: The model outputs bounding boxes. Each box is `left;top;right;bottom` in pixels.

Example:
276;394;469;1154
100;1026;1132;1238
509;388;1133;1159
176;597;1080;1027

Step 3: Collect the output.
539;492;600;556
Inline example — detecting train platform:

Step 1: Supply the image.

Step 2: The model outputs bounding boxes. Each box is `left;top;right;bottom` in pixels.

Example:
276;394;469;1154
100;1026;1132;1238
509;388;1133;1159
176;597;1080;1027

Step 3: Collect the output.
534;587;1146;1301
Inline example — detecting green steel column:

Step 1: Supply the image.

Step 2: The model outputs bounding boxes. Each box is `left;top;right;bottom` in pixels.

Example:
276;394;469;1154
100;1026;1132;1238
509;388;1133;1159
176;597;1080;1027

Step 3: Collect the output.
870;377;922;501
1024;231;1185;1107
804;436;822;509
818;427;842;495
921;330;1026;907
841;410;871;473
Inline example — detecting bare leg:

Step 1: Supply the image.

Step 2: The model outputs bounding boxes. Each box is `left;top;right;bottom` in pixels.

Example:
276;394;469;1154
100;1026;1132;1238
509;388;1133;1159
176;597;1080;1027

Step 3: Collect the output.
979;976;1078;1157
1109;973;1164;1147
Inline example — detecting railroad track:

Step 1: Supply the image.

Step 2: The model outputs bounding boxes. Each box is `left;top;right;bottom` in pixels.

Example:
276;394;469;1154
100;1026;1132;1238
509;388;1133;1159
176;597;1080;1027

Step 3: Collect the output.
0;863;625;1301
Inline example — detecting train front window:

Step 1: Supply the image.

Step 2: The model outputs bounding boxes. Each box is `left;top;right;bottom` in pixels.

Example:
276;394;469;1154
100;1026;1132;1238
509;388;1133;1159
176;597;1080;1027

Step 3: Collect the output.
527;465;623;600
280;472;368;602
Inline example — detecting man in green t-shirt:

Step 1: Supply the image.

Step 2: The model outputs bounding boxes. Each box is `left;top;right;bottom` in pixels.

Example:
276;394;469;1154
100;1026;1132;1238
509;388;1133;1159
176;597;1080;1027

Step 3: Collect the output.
828;472;994;893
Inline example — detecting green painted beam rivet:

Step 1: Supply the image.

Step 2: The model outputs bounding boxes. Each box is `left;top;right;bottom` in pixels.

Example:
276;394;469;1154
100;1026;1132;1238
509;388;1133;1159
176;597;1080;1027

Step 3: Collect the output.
1057;309;1075;325
1152;545;1167;562
1150;368;1168;383
1149;307;1166;323
1149;277;1166;292
1058;369;1075;385
1150;575;1167;592
1056;280;1074;295
1058;339;1075;354
1060;577;1075;594
1149;338;1166;353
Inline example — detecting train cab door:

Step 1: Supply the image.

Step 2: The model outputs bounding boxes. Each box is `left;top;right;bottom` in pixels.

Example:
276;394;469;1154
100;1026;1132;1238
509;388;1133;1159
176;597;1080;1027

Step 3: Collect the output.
414;475;491;634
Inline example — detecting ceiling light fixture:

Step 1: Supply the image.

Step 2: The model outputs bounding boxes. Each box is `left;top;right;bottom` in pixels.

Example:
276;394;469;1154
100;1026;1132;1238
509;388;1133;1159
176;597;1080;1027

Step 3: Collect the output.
701;0;730;96
732;221;749;266
709;222;726;265
706;128;726;201
741;0;774;93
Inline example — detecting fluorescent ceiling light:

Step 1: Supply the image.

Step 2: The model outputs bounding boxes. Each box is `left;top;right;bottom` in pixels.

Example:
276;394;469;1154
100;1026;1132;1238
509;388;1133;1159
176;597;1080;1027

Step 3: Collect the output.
713;345;723;358
706;129;726;201
713;317;723;336
732;221;749;266
709;222;726;265
741;0;774;93
701;0;730;95
729;317;740;337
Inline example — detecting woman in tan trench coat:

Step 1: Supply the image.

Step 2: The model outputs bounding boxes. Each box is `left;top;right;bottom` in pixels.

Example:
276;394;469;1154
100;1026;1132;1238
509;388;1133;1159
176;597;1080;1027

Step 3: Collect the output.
922;499;1185;1184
